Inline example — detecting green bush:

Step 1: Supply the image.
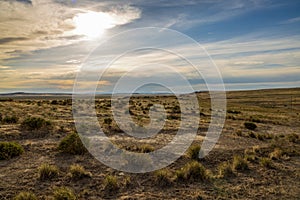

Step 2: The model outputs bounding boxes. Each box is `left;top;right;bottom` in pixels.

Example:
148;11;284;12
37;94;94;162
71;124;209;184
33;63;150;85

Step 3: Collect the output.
21;117;51;131
0;142;24;160
38;163;59;180
218;161;234;178
187;145;201;160
103;175;119;191
58;132;87;155
176;161;208;182
244;122;257;130
53;187;76;200
154;169;173;187
69;164;91;179
2;116;18;124
232;155;249;171
260;157;274;169
14;192;37;200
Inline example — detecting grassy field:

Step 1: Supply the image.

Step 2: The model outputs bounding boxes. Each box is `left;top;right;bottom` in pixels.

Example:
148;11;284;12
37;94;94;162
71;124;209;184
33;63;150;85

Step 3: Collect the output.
0;88;299;199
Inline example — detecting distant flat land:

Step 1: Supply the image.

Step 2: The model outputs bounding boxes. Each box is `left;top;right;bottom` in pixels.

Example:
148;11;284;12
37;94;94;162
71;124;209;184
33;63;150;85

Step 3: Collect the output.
0;87;299;199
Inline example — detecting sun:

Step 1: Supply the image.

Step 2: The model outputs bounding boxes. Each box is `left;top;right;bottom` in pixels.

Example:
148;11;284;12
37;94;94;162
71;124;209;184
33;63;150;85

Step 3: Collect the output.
73;11;116;39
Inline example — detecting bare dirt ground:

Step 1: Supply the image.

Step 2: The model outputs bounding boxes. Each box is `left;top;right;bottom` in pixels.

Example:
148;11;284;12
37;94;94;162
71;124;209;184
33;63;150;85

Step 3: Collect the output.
0;88;299;199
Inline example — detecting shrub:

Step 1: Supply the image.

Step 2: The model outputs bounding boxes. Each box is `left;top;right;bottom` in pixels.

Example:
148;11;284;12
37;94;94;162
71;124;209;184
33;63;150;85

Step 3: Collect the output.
218;162;234;178
269;148;283;160
232;155;249;171
2;116;18;124
103;175;119;191
21;117;51;131
0;142;24;160
139;144;155;153
244;122;257;130
0;113;2;121
154;169;173;187
69;164;91;179
260;157;274;169
187;145;201;160
176;161;208;182
104;118;112;125
58;132;87;155
14;192;37;200
53;187;76;200
227;110;241;114
38;163;59;180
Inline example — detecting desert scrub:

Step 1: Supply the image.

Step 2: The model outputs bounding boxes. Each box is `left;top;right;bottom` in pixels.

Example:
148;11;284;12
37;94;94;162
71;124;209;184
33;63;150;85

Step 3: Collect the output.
139;144;155;153
2;115;18;124
232;155;249;171
58;132;87;155
53;187;76;200
187;144;201;160
269;148;283;160
244;122;257;130
260;157;274;169
69;164;91;179
14;191;37;200
176;161;208;182
154;169;173;187
38;163;59;180
218;161;234;178
103;175;119;191
21;117;52;131
0;141;24;160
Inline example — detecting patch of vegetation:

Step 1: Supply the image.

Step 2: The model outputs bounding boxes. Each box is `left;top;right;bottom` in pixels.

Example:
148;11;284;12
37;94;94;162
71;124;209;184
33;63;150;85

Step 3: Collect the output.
14;192;37;200
21;117;52;131
244;122;257;130
53;187;76;200
260;157;274;169
176;161;208;182
2;115;19;124
154;169;173;187
227;110;241;114
139;144;155;153
269;148;283;160
218;161;234;178
104;118;112;125
232;155;249;171
58;132;87;155
38;163;59;180
0;141;24;160
103;175;119;191
187;144;201;160
69;164;91;179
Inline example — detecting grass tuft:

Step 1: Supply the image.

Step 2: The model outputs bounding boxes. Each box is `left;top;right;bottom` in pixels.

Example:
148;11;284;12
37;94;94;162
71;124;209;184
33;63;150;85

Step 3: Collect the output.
38;163;59;180
14;192;37;200
53;187;76;200
0;141;24;160
69;164;91;179
232;155;249;171
154;169;173;187
58;132;87;155
187;145;201;160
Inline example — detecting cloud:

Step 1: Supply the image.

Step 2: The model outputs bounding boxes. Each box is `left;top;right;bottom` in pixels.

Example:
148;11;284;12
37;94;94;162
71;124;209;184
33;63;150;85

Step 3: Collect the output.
280;17;300;24
0;0;141;62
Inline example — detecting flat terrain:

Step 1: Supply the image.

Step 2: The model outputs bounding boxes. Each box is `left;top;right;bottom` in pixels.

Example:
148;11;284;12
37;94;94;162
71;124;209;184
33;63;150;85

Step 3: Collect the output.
0;88;299;199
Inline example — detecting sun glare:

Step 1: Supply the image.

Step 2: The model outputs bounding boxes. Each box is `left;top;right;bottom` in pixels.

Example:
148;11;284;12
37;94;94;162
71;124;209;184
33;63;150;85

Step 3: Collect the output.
73;11;116;39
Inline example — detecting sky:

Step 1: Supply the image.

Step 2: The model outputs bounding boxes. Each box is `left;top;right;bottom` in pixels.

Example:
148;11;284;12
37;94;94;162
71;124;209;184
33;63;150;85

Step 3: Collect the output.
0;0;299;93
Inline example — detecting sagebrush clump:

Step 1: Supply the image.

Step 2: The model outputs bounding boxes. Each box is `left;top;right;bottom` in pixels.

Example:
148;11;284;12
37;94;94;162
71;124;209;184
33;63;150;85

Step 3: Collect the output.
69;164;91;179
187;145;201;160
38;163;59;180
14;191;37;200
232;155;249;171
176;161;208;182
244;122;257;130
103;175;119;191
58;132;87;155
154;169;173;187
21;117;52;131
0;141;24;160
53;187;76;200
